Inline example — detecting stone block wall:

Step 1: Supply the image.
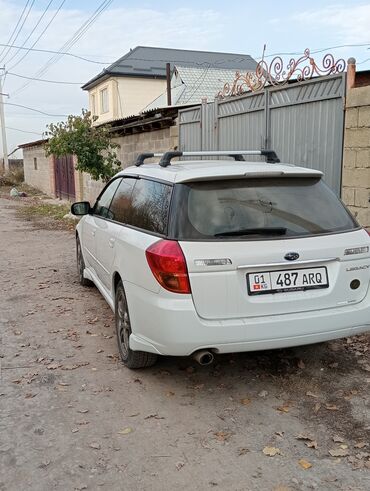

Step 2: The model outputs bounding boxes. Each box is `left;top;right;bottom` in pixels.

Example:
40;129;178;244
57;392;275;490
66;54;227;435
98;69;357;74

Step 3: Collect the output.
342;86;370;227
114;124;179;167
80;123;179;203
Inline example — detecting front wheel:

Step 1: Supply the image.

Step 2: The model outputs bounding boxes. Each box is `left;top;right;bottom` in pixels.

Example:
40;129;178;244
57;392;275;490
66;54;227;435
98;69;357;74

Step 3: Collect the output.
115;281;157;369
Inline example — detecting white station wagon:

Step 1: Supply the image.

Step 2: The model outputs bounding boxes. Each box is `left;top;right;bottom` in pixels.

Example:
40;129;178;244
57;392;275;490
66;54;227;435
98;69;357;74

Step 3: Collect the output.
72;150;370;369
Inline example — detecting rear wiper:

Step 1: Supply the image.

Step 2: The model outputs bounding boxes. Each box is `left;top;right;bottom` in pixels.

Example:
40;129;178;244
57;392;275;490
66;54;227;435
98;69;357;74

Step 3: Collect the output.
214;227;287;237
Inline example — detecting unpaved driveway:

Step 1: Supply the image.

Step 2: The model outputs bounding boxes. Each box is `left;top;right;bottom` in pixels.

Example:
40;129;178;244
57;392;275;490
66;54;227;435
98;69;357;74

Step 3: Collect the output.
0;198;369;491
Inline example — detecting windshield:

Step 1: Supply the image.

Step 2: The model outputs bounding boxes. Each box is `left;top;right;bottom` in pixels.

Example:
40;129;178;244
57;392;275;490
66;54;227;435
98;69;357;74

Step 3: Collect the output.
170;177;358;240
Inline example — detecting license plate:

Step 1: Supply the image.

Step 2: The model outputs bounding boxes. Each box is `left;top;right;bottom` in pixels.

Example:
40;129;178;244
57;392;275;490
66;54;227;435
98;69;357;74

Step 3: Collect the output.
247;267;329;295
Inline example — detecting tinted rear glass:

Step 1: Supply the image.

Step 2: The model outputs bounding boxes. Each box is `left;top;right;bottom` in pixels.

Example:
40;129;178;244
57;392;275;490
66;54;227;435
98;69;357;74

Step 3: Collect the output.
126;178;172;235
109;177;137;224
171;178;357;240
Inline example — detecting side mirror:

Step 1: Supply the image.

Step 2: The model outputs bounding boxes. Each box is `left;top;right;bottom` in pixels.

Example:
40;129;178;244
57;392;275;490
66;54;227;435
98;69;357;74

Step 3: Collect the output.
71;201;91;216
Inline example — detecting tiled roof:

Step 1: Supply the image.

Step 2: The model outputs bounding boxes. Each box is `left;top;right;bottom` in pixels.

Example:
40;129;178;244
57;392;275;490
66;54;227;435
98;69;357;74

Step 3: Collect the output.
82;46;257;90
143;65;245;110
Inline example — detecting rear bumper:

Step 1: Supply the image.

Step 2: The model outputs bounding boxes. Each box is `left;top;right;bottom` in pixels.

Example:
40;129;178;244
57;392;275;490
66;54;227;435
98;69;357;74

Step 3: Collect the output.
126;283;370;356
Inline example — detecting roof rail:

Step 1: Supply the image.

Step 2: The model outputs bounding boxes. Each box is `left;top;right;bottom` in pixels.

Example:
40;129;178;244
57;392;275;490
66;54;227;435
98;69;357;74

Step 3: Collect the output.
159;150;280;167
135;152;162;166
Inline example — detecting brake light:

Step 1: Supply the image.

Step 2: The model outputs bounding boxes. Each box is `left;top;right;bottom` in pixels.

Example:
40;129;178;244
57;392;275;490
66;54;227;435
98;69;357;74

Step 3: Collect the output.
146;240;191;294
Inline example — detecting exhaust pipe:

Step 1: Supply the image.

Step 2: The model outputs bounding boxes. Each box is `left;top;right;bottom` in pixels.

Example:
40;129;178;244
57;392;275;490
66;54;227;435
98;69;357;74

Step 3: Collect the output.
193;350;214;366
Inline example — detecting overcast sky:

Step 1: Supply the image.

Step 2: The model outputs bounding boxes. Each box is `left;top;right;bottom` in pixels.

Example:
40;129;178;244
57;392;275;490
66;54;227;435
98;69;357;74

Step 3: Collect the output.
1;0;370;158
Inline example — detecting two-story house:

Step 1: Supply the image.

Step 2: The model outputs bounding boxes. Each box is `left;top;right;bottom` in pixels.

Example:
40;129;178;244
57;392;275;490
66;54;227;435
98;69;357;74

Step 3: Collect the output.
82;46;258;123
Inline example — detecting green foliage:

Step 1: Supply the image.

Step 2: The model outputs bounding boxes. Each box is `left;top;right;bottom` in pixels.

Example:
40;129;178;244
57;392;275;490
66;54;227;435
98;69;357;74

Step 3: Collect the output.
44;110;121;181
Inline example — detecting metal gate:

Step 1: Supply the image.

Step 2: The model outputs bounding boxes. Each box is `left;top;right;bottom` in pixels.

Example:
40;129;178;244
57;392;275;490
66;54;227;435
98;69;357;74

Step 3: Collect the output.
179;74;346;195
54;155;75;200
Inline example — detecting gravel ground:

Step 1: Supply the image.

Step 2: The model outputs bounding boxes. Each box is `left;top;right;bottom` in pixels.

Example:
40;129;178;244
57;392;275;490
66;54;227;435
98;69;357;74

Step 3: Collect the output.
0;197;369;491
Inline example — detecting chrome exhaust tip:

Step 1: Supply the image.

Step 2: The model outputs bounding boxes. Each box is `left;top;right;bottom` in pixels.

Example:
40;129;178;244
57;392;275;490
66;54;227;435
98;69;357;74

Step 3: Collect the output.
193;350;214;366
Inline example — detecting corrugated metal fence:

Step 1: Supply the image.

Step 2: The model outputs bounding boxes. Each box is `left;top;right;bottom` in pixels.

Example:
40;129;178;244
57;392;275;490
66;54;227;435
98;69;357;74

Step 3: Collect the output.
178;74;345;194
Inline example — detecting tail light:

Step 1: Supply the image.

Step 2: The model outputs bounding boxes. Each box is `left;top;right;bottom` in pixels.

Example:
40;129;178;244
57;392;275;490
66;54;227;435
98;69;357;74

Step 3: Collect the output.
146;240;191;294
365;228;370;237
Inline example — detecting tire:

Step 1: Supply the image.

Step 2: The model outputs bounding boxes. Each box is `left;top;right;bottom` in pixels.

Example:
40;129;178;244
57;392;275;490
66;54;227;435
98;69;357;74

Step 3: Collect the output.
76;236;93;287
115;281;157;369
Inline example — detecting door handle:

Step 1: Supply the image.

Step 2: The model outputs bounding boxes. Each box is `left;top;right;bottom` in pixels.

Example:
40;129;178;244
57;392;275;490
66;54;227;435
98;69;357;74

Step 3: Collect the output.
109;237;115;248
92;229;96;237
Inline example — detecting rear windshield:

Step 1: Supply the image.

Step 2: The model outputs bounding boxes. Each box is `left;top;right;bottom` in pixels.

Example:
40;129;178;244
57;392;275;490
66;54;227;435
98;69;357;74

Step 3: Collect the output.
170;177;358;240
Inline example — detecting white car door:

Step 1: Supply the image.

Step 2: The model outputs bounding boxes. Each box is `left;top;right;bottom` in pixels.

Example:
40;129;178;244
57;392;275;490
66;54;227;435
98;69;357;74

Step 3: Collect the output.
94;177;137;294
88;178;121;284
80;213;98;275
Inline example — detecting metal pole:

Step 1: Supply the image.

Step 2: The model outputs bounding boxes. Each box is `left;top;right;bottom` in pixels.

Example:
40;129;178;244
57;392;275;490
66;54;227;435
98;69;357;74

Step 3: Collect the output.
0;70;9;172
166;63;172;106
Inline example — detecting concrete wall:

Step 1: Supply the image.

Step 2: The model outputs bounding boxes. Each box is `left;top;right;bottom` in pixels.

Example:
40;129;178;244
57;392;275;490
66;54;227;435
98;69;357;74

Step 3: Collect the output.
342;86;370;227
23;145;55;196
87;76;167;124
0;159;23;173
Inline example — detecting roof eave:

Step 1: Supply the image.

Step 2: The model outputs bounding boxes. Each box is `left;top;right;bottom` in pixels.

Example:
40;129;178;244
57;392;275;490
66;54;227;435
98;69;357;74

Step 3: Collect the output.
82;71;167;90
18;138;48;149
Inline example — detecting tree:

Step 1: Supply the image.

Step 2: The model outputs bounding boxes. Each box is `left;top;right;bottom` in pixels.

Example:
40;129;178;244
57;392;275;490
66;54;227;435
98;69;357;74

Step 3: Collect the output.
44;109;121;181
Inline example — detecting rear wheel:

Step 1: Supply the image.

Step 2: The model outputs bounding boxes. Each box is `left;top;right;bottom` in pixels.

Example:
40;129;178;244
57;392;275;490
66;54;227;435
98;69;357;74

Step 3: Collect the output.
76;237;93;287
115;281;157;369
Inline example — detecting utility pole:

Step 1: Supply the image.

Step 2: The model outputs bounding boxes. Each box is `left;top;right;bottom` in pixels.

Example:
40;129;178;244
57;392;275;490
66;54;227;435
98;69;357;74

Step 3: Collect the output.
166;63;172;106
0;68;9;172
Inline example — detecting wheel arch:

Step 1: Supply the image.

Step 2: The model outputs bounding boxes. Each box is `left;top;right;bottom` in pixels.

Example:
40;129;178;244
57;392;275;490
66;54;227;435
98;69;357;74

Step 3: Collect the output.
112;271;122;298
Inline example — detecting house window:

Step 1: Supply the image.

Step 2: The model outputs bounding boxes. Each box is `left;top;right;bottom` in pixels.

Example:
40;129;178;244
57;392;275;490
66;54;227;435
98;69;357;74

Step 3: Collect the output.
91;94;96;115
100;88;109;113
34;157;37;170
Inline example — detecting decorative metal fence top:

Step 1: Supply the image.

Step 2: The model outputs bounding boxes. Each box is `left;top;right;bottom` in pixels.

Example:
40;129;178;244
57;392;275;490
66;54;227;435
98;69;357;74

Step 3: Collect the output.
217;48;346;99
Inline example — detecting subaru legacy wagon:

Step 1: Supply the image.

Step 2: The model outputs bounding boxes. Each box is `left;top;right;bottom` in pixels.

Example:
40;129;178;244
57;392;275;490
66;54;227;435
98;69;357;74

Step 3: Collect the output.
71;150;370;369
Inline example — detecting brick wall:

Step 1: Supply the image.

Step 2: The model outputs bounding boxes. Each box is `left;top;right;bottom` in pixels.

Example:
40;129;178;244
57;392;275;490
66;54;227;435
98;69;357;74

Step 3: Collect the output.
23;145;55;196
342;86;370;227
80;123;179;203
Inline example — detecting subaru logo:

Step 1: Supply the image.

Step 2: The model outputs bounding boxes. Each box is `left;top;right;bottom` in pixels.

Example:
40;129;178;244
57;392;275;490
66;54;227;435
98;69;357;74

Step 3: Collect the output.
284;252;300;261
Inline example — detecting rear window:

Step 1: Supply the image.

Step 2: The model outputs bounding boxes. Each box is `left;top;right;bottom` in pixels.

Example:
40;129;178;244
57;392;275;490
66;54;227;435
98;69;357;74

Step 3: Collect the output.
125;178;172;235
170;178;358;240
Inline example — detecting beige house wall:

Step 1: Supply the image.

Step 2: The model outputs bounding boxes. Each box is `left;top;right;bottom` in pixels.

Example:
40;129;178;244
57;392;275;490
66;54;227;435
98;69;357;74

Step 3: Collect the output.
88;78;118;124
115;77;166;118
342;86;370;228
87;76;167;124
23;145;55;197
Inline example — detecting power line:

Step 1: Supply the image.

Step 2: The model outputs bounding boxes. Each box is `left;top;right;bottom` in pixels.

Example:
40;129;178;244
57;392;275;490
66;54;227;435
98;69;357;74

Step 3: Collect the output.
0;1;31;62
39;0;114;74
6;126;41;135
0;0;36;65
0;40;368;83
262;43;370;59
0;42;112;64
7;0;67;72
108;42;370;69
33;0;113;76
12;0;113;96
5;0;55;68
182;63;213;104
357;57;370;65
6;71;83;85
3;102;68;117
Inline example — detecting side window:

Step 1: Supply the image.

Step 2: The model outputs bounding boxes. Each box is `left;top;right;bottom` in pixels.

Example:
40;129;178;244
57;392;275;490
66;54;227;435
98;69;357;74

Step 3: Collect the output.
109;177;137;223
94;178;121;219
127;179;172;235
100;88;109;113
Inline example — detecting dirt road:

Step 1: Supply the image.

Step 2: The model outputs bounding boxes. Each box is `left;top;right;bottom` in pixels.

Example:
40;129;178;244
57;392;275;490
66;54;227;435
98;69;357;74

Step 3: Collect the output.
0;198;369;491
